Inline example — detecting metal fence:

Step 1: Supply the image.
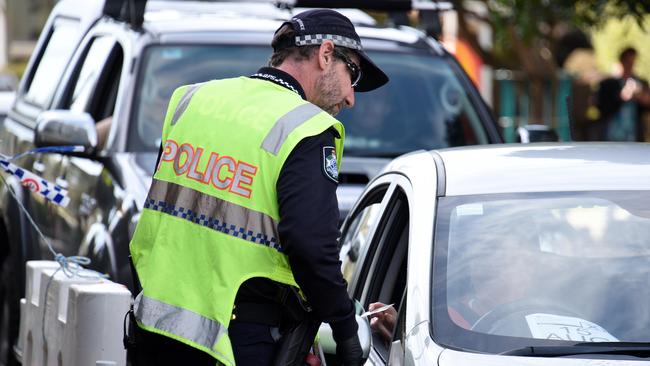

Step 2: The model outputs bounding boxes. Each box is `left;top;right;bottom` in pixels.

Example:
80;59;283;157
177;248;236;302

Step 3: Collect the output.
493;69;576;143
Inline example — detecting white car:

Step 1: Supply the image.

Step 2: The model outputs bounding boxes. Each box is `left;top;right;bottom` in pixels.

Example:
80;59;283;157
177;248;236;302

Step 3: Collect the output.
319;143;650;365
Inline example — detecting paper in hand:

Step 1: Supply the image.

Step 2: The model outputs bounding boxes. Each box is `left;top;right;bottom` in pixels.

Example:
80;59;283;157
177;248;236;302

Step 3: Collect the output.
360;303;394;318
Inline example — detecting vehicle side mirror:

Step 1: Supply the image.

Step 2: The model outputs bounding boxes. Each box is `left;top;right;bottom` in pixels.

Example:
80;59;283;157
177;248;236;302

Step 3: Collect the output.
34;110;98;152
317;301;371;363
517;125;559;143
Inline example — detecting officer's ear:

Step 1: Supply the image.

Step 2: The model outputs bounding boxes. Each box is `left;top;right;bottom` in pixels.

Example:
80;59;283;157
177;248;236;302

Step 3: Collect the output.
317;40;336;71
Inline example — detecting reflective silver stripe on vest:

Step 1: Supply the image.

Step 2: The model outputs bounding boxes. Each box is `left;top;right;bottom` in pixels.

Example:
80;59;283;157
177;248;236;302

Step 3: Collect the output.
134;292;228;354
261;103;323;155
171;83;204;126
145;179;282;251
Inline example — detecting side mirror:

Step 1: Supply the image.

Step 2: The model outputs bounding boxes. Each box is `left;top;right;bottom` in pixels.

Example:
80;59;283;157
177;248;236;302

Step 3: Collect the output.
517;125;559;143
34;110;98;152
317;301;372;363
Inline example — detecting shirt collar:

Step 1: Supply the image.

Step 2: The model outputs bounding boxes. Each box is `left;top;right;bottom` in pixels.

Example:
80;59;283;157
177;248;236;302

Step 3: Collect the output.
249;67;307;100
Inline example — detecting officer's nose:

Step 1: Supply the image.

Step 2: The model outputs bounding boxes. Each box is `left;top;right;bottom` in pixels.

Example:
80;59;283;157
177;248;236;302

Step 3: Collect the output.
343;88;355;109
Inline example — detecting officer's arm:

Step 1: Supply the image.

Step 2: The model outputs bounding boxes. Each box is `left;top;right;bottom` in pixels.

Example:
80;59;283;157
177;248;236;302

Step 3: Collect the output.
277;129;358;342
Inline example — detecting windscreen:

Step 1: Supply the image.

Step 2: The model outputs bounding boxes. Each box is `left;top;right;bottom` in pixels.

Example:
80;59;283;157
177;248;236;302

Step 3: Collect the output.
433;191;650;354
129;45;490;154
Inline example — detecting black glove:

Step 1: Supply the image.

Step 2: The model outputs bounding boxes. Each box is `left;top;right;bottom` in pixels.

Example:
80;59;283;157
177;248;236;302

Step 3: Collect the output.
335;334;363;366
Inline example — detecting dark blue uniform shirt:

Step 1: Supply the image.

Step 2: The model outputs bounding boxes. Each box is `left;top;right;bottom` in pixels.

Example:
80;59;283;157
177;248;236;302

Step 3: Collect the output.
234;68;356;340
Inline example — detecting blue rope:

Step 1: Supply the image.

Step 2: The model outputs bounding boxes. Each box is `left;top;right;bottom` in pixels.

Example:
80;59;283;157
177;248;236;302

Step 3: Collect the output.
53;254;108;279
0;146;108;279
8;145;85;161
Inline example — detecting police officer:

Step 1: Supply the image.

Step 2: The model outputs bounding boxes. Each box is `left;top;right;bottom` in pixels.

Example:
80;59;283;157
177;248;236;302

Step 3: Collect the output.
127;8;388;366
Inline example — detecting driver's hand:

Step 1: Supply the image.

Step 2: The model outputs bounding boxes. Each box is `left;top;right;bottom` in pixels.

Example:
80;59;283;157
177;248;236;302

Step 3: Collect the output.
369;302;397;346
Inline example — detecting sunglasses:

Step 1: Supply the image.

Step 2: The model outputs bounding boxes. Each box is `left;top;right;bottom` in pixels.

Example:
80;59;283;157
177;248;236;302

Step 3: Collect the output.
333;48;362;88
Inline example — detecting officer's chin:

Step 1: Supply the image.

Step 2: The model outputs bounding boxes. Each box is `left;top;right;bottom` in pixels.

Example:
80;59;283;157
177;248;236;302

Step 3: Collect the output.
327;106;340;117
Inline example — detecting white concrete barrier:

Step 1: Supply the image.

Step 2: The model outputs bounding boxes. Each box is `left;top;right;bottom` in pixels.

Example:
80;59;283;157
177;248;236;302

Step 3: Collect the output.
16;261;132;366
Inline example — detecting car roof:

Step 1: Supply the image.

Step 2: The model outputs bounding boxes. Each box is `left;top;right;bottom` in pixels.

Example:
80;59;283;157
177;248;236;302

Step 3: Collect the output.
417;143;650;196
143;1;433;49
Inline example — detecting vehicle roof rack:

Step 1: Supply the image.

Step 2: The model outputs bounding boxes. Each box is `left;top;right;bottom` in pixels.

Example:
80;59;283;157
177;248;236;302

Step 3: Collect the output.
275;0;452;11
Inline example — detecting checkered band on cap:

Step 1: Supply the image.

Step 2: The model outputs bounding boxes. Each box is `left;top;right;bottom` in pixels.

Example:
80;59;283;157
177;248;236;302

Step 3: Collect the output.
295;34;363;50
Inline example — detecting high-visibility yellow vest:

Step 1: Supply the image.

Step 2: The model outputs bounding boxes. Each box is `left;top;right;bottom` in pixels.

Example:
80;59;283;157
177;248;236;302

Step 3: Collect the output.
129;77;344;365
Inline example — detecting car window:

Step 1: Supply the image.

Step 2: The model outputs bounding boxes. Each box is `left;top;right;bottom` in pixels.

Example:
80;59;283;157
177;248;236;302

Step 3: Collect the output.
22;17;80;109
338;52;490;157
340;191;386;283
340;184;390;291
129;45;268;151
361;188;408;362
64;36;121;121
128;46;492;154
433;191;650;354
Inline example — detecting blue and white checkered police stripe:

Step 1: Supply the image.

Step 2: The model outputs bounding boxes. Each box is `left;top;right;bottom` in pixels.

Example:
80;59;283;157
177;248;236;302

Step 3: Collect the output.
39;184;68;206
295;34;362;50
0;158;70;207
144;198;283;252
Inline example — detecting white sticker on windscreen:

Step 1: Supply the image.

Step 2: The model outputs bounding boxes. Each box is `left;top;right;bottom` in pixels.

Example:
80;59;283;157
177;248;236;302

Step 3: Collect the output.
456;204;484;216
525;313;618;342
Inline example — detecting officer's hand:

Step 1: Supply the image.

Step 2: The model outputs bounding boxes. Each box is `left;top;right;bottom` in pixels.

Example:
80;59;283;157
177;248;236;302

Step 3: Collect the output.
335;333;363;366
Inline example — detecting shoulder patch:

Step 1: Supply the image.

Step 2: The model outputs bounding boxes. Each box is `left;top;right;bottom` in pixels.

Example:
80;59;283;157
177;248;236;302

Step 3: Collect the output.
322;146;339;183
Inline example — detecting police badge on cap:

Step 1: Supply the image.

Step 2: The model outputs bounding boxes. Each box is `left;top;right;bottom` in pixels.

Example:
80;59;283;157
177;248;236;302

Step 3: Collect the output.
322;146;338;182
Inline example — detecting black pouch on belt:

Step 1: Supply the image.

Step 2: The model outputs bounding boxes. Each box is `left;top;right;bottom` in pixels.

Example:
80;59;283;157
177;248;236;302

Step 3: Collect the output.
273;287;320;366
273;313;320;366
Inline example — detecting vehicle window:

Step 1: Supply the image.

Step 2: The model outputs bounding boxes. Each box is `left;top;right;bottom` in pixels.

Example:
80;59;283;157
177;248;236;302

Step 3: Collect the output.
340;185;389;287
433;191;650;354
338;52;490;158
130;45;268;151
65;36;120;119
23;17;79;108
361;189;409;362
129;46;491;154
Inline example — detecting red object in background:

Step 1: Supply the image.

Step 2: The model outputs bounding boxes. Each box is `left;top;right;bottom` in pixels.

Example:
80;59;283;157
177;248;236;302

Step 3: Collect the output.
454;39;483;87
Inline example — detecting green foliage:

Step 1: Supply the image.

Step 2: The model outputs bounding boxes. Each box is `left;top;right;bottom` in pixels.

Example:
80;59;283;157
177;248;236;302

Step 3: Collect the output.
474;0;649;68
592;14;650;82
487;0;648;44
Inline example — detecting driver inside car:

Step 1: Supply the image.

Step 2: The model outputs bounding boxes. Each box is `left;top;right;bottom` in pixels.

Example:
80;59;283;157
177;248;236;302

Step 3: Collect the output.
366;239;535;344
449;238;536;330
368;229;617;342
366;236;536;344
447;231;617;341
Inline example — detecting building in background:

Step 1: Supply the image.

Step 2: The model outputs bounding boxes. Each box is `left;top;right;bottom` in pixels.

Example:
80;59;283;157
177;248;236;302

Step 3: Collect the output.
0;0;54;84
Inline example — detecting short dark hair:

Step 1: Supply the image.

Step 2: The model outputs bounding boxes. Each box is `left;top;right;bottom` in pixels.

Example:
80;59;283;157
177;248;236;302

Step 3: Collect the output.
269;24;318;66
619;47;637;62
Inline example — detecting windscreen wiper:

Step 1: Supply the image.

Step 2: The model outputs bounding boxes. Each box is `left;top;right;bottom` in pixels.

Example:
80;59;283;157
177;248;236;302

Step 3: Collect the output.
501;342;650;358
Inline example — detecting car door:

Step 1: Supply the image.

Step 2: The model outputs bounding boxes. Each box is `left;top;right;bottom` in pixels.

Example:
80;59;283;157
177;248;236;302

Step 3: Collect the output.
0;2;106;363
30;32;124;273
339;174;413;365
